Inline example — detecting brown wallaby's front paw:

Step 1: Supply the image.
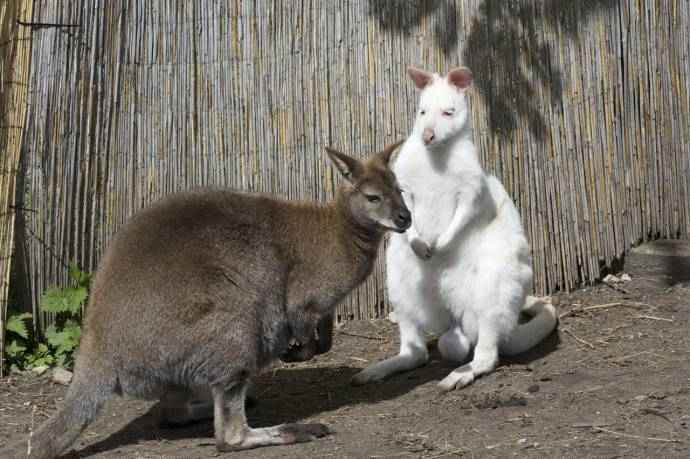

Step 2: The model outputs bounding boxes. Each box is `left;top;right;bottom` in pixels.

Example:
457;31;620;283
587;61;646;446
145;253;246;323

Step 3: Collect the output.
410;237;433;259
279;423;332;443
280;338;317;363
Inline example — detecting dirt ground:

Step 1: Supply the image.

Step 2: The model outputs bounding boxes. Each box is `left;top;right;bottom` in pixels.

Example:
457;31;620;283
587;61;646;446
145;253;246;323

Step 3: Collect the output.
2;241;689;458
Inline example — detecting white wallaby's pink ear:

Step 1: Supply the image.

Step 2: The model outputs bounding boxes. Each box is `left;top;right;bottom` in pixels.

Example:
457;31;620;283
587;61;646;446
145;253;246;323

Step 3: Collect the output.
447;67;473;91
407;67;434;90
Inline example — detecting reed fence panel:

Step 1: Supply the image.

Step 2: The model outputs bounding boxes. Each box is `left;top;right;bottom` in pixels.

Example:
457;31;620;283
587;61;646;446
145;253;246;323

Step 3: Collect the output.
0;0;33;375
6;0;689;339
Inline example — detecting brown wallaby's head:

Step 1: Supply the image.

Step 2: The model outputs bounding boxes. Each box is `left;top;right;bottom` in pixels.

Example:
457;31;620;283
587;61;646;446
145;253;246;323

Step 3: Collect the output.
326;141;411;233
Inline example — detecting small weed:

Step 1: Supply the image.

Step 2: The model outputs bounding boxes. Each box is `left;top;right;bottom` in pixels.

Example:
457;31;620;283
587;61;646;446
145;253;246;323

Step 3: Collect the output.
3;262;91;372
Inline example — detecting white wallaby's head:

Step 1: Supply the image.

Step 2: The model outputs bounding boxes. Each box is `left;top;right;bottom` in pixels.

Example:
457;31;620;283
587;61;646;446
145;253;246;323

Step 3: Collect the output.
408;66;473;149
326;142;411;233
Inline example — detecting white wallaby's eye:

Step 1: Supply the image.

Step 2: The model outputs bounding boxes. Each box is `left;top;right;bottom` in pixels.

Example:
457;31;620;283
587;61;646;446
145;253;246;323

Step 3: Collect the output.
365;194;381;203
420;109;426;116
443;109;455;117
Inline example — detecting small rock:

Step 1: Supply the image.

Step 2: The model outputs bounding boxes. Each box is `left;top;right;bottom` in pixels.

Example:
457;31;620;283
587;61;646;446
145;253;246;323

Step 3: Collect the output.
517;438;528;445
603;274;621;283
620;273;632;282
52;368;73;385
527;384;540;393
32;365;49;376
633;395;647;402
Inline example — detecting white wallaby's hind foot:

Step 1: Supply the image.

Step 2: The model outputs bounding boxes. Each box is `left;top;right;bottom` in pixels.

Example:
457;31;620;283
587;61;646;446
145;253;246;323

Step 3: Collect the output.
438;339;499;391
351;351;428;386
351;321;429;385
501;296;558;356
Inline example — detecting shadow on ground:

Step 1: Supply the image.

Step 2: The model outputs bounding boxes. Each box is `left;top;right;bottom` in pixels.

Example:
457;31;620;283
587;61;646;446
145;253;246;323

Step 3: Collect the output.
69;330;559;457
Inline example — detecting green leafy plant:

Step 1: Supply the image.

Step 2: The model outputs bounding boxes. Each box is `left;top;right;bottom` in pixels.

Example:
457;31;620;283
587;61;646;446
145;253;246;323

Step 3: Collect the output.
39;263;91;368
2;262;91;373
4;312;33;372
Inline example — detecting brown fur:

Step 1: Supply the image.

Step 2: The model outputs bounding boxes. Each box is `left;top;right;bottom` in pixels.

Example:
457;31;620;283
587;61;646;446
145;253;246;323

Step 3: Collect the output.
4;143;408;458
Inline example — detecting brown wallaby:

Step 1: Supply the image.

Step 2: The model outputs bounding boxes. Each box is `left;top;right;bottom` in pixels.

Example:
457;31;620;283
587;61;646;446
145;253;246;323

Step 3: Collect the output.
5;142;409;458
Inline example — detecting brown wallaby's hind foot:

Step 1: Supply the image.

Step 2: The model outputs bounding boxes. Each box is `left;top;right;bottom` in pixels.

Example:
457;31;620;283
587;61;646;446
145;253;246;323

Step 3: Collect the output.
211;381;331;451
216;424;331;452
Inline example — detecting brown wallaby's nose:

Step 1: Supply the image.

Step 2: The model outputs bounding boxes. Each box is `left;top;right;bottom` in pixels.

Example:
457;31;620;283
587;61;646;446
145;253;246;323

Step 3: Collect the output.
422;128;435;145
395;208;412;231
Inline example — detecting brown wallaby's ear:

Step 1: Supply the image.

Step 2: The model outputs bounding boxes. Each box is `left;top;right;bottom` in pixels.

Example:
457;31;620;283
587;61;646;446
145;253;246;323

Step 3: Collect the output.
407;66;434;90
447;66;473;91
325;147;364;182
378;140;405;166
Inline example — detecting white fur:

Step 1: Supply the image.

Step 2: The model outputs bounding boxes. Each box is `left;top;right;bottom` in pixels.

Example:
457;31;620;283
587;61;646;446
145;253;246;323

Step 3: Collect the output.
352;70;558;390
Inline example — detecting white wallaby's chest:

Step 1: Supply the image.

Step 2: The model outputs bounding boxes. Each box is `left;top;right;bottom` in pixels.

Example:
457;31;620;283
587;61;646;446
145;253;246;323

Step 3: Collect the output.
393;142;469;240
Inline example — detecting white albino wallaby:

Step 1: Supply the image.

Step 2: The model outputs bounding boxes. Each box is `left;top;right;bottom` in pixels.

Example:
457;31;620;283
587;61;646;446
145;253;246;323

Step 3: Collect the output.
352;66;558;391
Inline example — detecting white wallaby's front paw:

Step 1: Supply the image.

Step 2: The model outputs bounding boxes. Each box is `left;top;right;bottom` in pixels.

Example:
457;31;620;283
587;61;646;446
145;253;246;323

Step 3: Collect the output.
438;367;475;391
410;237;433;259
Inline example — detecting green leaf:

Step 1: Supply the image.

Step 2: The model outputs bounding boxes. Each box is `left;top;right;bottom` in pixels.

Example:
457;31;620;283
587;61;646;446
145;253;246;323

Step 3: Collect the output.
44;324;59;344
6;340;27;357
45;320;81;356
5;313;32;339
41;287;87;314
68;263;92;288
56;353;70;368
36;343;50;355
68;262;81;283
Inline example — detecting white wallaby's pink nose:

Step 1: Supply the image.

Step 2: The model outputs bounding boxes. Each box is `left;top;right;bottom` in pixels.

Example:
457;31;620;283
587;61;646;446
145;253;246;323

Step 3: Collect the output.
422;128;435;145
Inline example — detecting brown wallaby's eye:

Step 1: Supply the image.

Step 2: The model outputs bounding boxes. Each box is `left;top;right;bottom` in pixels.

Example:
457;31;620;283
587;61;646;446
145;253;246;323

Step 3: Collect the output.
365;194;381;203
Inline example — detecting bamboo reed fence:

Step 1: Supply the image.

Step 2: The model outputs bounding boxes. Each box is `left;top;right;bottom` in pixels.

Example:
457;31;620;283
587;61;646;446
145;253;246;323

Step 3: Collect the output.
3;1;690;347
1;0;33;375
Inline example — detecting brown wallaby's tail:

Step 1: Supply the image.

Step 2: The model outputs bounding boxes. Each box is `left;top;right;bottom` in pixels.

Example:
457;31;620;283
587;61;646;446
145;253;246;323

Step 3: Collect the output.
2;370;113;459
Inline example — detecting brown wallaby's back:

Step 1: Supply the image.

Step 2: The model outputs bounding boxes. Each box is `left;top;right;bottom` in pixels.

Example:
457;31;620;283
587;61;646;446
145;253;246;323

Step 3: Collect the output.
5;143;409;458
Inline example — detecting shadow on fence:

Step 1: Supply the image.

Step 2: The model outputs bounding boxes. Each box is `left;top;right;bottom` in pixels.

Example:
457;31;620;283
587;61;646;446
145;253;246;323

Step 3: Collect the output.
368;0;620;141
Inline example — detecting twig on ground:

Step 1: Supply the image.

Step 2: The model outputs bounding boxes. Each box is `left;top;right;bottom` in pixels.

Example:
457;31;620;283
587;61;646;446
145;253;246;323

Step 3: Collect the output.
338;331;387;341
582;302;625;311
591;426;683;443
572;422;614;428
611;350;664;363
348;356;369;362
633;314;674;322
424;448;469;459
369;452;415;458
562;328;595;349
560;301;658;320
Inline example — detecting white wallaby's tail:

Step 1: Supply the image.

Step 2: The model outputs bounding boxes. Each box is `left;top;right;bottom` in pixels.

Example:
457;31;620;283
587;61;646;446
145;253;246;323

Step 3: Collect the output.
501;296;558;356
